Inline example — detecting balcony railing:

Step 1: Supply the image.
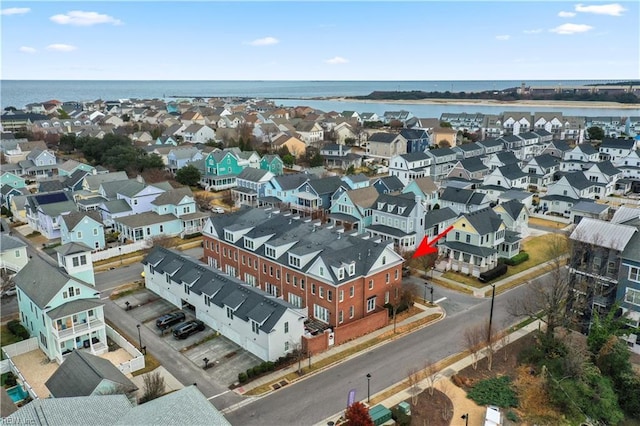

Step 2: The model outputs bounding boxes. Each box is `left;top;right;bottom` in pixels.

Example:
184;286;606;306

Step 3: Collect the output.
52;318;104;340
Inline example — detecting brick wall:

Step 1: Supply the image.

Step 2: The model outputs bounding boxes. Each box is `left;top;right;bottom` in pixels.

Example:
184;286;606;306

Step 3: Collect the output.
302;332;329;354
334;309;389;345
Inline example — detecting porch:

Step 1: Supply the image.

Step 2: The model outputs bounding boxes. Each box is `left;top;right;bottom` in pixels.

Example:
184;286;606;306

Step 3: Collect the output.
231;186;258;207
442;241;498;278
202;175;237;191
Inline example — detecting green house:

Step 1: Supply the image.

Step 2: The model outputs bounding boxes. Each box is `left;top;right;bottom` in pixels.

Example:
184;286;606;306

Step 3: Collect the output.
202;150;244;191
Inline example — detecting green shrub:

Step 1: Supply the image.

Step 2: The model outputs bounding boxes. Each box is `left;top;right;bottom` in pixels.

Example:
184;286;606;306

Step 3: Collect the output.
390;407;411;426
238;372;248;383
467;376;518;408
246;368;254;378
502;252;529;266
252;366;262;376
7;320;29;340
265;361;275;371
506;411;519;422
478;264;508;283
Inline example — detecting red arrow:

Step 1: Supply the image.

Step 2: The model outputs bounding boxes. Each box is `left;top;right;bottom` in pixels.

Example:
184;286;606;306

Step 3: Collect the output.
413;225;454;258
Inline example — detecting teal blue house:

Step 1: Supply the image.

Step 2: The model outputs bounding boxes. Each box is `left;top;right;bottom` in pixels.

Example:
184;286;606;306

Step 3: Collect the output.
58;160;95;178
14;243;107;364
0;171;26;189
60;211;106;250
201;149;245;191
260;154;284;176
401;176;440;211
328;186;379;233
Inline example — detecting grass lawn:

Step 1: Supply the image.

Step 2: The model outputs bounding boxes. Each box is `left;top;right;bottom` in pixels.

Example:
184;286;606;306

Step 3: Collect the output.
1;325;24;347
528;217;568;229
441;233;568;288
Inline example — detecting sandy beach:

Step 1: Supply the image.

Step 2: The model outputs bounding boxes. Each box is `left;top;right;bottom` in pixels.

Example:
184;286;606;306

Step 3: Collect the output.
320;97;640;110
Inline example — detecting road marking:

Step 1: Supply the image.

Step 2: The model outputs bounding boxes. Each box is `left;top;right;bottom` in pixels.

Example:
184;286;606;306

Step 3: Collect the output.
100;296;110;300
207;390;231;400
434;297;447;304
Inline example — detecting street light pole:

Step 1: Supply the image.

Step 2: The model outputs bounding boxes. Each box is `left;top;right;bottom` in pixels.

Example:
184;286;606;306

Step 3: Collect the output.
488;283;496;345
366;373;371;403
136;324;143;352
461;413;469;426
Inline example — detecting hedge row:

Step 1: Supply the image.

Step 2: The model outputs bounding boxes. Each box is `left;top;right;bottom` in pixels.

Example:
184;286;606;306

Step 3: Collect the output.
239;361;276;383
478;263;507;283
7;320;30;340
502;252;529;266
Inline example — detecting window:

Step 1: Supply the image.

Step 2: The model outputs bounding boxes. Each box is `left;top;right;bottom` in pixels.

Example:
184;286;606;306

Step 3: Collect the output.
289;254;301;268
293;276;298;287
269;266;273;276
367;296;376;313
339;290;344;302
385;291;390;304
245;239;254;250
328;290;332;301
337;268;344;280
284;322;289;333
382;256;386;265
72;256;79;267
319;266;324;276
455;232;460;241
319;287;324;298
625;288;640;306
369;280;374;290
349;306;354;318
629;266;640;282
288;293;302;308
265;246;276;259
68;287;75;297
339;310;344;324
286;273;291;284
311;283;316;295
80;255;87;266
224;230;234;242
350;286;355;297
77;231;82;239
226;307;234;319
314;304;330;323
263;264;267;274
465;234;471;243
252;321;260;334
276;269;280;279
386;273;390;284
242;255;246;265
285;341;289;351
395;269;399;280
348;263;355;276
300;279;305;290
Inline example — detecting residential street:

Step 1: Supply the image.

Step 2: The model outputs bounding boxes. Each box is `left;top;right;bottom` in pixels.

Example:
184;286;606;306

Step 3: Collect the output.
224;280;534;425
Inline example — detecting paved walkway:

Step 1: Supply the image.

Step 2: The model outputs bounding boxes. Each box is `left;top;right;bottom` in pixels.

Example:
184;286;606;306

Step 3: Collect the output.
314;319;543;426
233;302;444;396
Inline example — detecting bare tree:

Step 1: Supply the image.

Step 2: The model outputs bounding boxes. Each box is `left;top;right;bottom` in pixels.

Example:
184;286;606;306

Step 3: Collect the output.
484;320;498;371
406;367;421;405
194;192;212;211
499;329;510;362
1;270;15;295
139;371;165;404
439;379;454;421
464;324;484;370
95;383;137;404
508;234;570;339
423;360;440;397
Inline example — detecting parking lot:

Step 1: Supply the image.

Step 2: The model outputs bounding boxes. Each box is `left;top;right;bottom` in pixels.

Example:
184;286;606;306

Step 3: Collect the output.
120;289;262;386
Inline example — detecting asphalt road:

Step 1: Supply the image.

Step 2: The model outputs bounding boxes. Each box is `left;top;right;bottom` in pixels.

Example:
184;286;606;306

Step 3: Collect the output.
224;281;533;426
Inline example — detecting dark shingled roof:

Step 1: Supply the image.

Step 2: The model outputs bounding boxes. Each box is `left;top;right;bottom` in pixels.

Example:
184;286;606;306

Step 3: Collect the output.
61;211;103;230
424;207;457;228
463;207;503;235
496;199;525;220
368;132;398;143
600;138;635;150
373;175;404;193
45;350;136;398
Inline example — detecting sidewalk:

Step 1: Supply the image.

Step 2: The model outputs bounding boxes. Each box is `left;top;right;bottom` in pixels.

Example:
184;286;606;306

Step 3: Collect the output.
430;256;567;298
314;319;543;426
232;302;444;397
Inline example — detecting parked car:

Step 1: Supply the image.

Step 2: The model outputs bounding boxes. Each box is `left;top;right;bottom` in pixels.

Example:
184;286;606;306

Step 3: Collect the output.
172;320;205;339
1;287;17;298
155;311;186;329
212;206;225;214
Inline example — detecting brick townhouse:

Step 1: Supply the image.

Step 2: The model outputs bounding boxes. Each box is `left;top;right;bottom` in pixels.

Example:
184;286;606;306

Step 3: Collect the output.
201;207;404;328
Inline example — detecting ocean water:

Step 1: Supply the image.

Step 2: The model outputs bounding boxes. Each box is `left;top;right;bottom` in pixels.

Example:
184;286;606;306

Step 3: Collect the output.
1;79;634;117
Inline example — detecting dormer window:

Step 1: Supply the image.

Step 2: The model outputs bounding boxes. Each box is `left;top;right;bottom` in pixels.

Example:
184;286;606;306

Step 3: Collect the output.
387;205;394;212
289;254;301;269
265;246;277;259
398;207;406;215
224;230;234;243
348;263;356;276
337;268;344;280
244;239;254;250
377;202;384;210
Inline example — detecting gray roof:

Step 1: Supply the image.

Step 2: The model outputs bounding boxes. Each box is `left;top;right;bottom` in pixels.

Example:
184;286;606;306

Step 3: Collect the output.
54;242;92;256
456;142;483;152
61;210;103;230
498;163;527;180
115;385;231;425
494;151;519;165
237;167;270;183
424;207;457;228
0;233;26;251
575;143;598;155
114;211;178;228
83;171;129;191
40;200;77;217
308;176;344;195
530;154;559;169
368;132;398;143
570;218;637;251
143;247;296;333
400;152;431;162
600;138;635;150
101;199;132;214
372;193;416;216
562;171;592;190
45;350;136;398
367;224;414;238
591;161;621;176
463;207;504;235
441;240;497;257
4;395;132;425
14;256;81;309
440;187;477;204
38;179;66;193
272;173;309;191
46;298;103;320
459;157;487;172
373;176;404;193
611;206;640;225
571;200;609;214
496;199;525;220
427;147;456;158
498;189;533;202
151;187;194;206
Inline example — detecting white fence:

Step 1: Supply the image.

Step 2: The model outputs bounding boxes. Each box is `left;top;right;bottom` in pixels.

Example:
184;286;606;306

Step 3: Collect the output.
1;337;39;358
530;212;571;224
2;339;40;400
91;240;151;262
105;325;145;375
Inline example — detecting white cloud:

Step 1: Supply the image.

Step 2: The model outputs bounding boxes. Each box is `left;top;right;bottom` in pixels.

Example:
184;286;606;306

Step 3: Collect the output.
550;23;593;35
247;37;279;46
575;3;626;16
495;35;510;41
1;7;30;15
558;11;576;17
47;44;77;52
325;56;348;65
19;46;37;54
523;29;543;34
50;10;122;26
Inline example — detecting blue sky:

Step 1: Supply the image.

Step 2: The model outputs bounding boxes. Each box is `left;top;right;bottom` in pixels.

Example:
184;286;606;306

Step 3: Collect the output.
1;1;638;80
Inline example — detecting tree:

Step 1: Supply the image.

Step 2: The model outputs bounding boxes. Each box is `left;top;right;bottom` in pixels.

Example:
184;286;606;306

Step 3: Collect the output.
194;193;212;211
423;360;440;397
57;108;71;119
1;270;15;295
139;371;165;404
587;126;605;140
407;367;421;405
464;323;484;370
282;154;295;167
175;164;202;186
344;401;374;426
508;234;569;339
309;152;324;167
484;320;498;371
438;139;451;148
439;121;452;128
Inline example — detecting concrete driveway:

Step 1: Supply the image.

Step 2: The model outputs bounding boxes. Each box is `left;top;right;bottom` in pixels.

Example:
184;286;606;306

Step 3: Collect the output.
183;334;263;386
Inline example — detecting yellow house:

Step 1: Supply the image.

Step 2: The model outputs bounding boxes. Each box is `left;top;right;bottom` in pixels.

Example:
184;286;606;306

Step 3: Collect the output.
431;127;458;147
273;134;306;157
